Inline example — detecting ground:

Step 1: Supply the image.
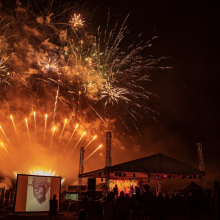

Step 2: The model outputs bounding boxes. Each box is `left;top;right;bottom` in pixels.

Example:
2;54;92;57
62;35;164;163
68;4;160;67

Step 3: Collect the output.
0;212;210;220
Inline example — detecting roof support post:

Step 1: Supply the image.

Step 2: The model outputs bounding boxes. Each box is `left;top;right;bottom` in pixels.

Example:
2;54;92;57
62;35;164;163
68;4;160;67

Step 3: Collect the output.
197;142;207;194
78;147;84;201
105;132;112;193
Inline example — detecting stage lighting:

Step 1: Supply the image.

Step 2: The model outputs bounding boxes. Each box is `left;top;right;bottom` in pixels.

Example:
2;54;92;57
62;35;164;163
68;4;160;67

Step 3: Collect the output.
133;173;135;178
123;173;126;177
193;175;196;179
104;172;106;175
99;172;101;176
181;175;185;179
148;174;151;178
101;178;103;182
156;174;158;179
199;175;202;179
189;176;192;179
168;175;171;179
115;171;118;176
119;172;122;177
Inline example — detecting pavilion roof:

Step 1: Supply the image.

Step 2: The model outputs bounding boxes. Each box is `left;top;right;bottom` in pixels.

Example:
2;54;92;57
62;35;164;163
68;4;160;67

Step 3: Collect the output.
79;153;204;180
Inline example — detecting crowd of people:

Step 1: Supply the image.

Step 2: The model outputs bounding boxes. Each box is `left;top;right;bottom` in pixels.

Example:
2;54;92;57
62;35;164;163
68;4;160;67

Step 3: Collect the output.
77;181;220;220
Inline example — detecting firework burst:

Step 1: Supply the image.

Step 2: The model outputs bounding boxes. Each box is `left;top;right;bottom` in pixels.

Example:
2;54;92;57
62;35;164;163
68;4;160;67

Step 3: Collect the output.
0;0;169;183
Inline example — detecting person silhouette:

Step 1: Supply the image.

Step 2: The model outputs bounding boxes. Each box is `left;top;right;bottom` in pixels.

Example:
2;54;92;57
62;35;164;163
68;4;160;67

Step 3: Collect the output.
49;194;58;220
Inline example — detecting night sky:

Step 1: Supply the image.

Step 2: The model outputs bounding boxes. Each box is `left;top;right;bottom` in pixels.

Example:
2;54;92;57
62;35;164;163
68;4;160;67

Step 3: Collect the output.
86;0;220;190
0;0;219;191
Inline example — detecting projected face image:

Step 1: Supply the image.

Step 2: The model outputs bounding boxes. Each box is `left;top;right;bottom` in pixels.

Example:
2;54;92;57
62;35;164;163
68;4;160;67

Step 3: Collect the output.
26;176;51;211
33;184;49;204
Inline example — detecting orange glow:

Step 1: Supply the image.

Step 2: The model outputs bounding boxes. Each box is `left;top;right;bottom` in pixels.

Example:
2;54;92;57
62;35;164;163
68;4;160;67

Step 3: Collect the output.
30;169;56;176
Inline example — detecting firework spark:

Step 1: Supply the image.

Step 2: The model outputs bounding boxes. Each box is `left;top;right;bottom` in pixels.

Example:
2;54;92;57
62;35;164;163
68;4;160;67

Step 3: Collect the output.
69;14;84;29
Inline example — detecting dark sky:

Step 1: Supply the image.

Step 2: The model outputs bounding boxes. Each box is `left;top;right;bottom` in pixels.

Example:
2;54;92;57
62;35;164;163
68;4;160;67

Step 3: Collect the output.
84;0;220;189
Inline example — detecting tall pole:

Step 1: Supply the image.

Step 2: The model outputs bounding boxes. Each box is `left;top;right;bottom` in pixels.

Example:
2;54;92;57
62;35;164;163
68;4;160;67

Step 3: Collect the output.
105;132;112;193
78;147;84;201
197;142;207;193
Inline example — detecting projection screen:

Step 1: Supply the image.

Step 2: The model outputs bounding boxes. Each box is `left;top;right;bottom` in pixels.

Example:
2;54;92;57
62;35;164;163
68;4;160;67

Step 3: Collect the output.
14;174;61;212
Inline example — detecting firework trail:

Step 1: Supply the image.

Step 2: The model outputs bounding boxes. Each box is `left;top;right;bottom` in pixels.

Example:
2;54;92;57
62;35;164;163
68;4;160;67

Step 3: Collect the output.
25;118;31;146
84;144;102;162
0;125;13;148
89;105;106;124
69;131;86;155
52;84;59;127
57;119;67;148
10;115;21;145
33;112;36;141
50;126;56;148
44;114;48;146
0;142;16;164
70;135;97;163
63;124;78;153
84;135;97;150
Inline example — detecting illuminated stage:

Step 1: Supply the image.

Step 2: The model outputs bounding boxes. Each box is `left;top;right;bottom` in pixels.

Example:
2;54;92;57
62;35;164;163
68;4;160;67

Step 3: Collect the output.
79;153;205;192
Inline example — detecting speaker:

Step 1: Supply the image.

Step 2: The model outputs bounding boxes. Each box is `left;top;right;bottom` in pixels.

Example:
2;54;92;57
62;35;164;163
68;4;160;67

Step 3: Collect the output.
87;178;96;200
87;178;96;191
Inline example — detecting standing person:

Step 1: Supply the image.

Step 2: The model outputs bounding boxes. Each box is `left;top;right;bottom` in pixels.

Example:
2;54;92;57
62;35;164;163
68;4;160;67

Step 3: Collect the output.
49;194;58;220
82;192;90;217
78;209;87;220
142;185;156;220
211;181;220;220
156;192;166;220
130;188;142;220
113;185;119;198
115;191;128;220
101;193;113;220
185;192;196;220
